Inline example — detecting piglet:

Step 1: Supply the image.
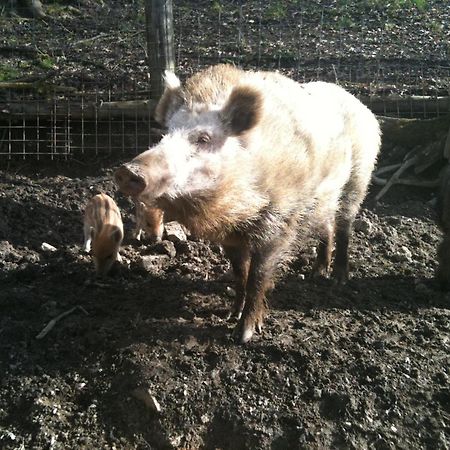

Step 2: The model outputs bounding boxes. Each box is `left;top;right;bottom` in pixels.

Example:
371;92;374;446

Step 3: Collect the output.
83;193;123;276
133;201;165;242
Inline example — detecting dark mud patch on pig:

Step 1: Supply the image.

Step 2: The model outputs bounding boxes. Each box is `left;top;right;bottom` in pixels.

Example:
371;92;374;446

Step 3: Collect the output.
0;164;449;449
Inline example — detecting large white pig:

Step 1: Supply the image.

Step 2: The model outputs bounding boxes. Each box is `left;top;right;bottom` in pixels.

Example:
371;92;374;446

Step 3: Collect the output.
115;64;381;343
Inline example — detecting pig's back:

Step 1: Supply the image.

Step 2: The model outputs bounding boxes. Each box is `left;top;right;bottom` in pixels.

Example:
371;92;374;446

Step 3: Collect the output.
85;194;122;231
242;73;380;216
251;75;379;160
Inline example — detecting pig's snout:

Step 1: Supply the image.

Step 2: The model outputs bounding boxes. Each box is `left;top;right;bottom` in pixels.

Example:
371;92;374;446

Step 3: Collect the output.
114;164;147;197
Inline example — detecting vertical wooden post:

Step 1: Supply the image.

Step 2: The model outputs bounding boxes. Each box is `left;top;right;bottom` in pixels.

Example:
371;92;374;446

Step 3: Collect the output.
145;0;175;100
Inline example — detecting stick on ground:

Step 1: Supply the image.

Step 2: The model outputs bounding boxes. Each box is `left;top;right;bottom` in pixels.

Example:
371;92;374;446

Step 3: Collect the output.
36;305;89;340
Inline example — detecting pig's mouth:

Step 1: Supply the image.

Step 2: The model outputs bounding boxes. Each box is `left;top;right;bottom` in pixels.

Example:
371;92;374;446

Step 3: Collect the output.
114;164;147;198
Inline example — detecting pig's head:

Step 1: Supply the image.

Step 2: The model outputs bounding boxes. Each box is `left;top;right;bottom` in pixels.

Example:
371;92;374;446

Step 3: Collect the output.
114;70;263;208
91;225;123;277
139;203;165;242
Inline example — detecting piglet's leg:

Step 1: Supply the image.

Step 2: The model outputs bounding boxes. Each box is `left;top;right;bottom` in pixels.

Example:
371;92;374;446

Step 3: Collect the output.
223;244;251;320
83;225;92;253
133;227;143;241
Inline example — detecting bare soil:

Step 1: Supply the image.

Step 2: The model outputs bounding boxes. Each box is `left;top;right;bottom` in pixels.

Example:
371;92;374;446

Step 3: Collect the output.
0;157;449;450
1;0;450;449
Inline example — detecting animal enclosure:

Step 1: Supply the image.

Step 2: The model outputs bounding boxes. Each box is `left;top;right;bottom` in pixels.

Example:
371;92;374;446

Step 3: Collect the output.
1;2;450;449
0;0;449;159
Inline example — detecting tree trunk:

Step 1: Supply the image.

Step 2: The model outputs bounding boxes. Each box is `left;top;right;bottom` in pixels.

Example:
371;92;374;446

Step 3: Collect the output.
16;0;45;18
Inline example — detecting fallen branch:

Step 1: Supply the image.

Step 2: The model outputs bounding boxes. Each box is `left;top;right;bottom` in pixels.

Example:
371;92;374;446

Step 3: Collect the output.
360;95;450;116
374;151;442;201
374;154;419;201
36;305;89;339
72;32;110;46
0;45;39;56
0;81;76;92
372;162;402;186
0;98;157;120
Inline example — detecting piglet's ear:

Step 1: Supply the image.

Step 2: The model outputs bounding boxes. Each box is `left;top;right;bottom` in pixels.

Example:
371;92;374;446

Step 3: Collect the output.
220;86;263;136
154;71;184;127
111;228;123;244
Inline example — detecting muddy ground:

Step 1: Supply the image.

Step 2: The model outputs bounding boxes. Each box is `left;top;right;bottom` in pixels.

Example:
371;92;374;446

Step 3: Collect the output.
1;0;450;449
0;158;449;449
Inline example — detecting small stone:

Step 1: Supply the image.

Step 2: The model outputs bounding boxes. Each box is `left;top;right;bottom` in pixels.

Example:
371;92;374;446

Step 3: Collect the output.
41;242;57;252
400;246;412;260
140;255;170;273
132;388;162;413
164;222;187;242
226;286;236;297
152;240;176;258
393;246;412;263
354;217;373;234
312;388;322;399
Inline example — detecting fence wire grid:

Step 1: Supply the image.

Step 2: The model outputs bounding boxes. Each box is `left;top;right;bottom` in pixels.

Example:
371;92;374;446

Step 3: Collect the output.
0;0;449;159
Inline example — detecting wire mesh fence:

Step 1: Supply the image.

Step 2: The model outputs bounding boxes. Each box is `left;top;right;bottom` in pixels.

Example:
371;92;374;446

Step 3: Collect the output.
0;80;158;159
0;0;449;159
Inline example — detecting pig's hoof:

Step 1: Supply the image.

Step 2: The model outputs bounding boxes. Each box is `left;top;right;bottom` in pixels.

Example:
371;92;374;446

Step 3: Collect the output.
232;316;264;344
310;261;330;279
233;321;254;344
332;268;349;286
226;310;242;321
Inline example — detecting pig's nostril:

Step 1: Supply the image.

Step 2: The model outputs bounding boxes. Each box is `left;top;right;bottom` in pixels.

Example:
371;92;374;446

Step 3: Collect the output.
114;165;146;196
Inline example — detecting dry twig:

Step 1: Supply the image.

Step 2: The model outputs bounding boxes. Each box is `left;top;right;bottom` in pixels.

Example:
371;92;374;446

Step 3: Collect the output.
36;305;89;340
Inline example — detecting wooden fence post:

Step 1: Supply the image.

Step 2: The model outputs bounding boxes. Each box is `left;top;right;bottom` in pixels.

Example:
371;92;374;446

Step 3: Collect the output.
145;0;175;101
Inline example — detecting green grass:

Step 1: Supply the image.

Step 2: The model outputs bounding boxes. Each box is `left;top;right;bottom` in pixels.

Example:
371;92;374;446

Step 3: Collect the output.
0;64;21;81
37;55;55;70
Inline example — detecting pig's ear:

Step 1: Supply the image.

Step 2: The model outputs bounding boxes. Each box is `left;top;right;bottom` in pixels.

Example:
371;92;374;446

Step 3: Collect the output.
111;228;123;244
220;86;263;136
154;71;184;126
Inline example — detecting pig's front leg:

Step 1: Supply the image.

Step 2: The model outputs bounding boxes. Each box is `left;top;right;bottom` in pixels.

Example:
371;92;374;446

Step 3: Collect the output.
223;244;251;320
233;236;289;344
233;249;271;344
233;226;296;344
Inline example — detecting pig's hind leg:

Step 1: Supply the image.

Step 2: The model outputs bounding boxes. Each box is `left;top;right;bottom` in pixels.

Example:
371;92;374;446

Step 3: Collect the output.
83;224;92;253
333;175;369;284
311;219;334;278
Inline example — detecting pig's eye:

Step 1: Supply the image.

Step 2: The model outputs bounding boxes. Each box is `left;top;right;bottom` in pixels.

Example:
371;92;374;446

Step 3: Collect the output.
196;133;211;145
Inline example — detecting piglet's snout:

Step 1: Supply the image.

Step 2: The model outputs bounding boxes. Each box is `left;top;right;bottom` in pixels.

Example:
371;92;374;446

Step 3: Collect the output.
114;164;147;197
